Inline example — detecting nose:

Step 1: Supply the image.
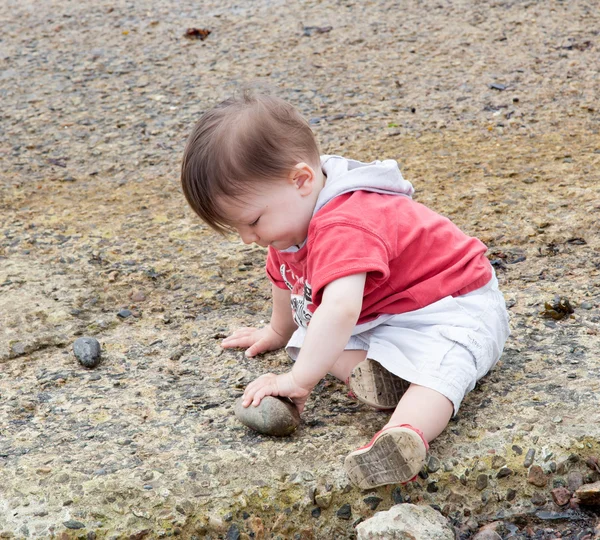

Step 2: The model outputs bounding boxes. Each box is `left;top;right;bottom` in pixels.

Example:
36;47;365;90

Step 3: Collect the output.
238;228;258;245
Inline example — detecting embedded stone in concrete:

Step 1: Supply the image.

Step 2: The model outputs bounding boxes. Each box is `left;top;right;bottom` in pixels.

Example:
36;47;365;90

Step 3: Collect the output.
575;481;600;506
73;337;102;368
356;503;454;539
234;396;300;436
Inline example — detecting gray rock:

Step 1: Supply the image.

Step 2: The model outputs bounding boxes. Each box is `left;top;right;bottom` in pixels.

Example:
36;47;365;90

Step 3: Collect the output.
356;503;454;539
234;396;300;436
64;519;85;529
73;337;102;368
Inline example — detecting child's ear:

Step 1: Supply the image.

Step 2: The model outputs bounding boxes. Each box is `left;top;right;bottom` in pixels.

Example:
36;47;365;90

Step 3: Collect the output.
290;162;315;194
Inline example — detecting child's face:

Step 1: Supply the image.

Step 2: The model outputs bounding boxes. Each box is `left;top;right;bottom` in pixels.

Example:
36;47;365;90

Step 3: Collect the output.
219;164;320;251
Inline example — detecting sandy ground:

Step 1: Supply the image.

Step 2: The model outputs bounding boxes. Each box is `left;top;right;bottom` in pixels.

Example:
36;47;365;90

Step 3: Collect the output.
1;0;600;537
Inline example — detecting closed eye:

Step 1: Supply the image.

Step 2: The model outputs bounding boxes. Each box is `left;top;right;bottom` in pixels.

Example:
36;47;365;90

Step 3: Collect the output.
249;217;260;227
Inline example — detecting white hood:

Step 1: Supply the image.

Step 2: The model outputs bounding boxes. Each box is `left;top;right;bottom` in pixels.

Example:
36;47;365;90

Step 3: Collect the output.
280;156;414;253
315;155;414;215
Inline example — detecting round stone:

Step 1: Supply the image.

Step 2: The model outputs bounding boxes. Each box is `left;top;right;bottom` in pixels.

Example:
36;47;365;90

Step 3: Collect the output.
73;337;102;368
234;396;300;436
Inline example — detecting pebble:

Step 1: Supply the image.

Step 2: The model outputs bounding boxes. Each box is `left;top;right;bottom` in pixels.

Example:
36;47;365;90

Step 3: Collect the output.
427;455;441;473
506;489;516;501
531;491;546;506
580;301;593;310
363;496;382;511
551;487;571;506
391;486;403;504
496;467;512;479
527;465;547;487
491;456;506;469
117;309;132;319
567;471;584;492
336;503;352;520
73;337;102;368
63;520;85;529
225;524;240;540
234;396;300;436
476;474;488;490
524;448;536;467
131;290;146;302
315;489;332;509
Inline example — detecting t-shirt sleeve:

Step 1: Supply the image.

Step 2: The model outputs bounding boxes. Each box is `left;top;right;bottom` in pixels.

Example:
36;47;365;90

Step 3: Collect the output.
308;223;391;306
265;246;288;290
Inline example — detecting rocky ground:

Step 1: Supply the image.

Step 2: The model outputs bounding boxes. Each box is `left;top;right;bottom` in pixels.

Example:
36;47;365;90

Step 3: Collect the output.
1;0;600;538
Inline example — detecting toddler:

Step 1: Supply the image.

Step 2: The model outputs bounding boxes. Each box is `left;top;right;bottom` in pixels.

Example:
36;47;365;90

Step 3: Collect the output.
181;92;510;489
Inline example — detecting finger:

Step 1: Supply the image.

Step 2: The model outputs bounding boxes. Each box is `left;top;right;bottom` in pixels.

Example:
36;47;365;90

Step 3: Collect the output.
245;338;269;357
252;385;273;407
222;336;256;349
242;374;269;405
222;328;256;345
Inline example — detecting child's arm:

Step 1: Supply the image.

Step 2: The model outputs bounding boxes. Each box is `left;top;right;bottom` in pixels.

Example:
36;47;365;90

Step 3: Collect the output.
242;272;367;412
222;284;297;357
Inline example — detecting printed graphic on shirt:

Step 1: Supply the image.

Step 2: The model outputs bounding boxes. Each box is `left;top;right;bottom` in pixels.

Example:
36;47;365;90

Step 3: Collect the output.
280;264;313;328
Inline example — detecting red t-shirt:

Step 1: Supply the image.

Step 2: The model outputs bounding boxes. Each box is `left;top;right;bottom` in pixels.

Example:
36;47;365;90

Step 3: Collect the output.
266;190;492;326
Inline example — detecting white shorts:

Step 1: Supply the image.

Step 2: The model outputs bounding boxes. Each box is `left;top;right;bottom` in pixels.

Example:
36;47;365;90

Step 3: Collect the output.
286;273;511;414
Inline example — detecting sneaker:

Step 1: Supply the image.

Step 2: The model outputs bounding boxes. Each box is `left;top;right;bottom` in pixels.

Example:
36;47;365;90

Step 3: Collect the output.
347;359;410;410
344;424;429;489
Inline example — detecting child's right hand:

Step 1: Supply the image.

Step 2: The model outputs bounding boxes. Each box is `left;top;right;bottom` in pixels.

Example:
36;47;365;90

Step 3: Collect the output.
221;325;290;358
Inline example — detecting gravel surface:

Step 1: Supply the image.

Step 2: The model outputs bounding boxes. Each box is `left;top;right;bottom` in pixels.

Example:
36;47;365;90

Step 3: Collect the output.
1;0;600;537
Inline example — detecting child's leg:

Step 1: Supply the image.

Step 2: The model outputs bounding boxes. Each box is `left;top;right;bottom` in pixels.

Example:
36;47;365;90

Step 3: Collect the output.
383;383;453;442
327;349;367;382
344;383;453;489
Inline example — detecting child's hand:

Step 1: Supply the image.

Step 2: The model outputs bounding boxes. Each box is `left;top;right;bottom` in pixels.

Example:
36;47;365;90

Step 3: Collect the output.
243;371;311;413
222;325;290;357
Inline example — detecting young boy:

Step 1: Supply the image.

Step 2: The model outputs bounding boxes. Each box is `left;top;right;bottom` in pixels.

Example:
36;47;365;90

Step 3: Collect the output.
181;92;511;489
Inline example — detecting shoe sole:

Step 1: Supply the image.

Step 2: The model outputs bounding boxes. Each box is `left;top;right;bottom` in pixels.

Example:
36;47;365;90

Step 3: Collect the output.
344;427;427;489
349;359;410;409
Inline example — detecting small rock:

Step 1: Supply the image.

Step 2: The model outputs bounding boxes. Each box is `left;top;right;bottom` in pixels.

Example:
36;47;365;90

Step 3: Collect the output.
506;489;516;501
225;524;240;540
476;474;488;490
10;342;26;357
575;480;600;505
64;520;85;530
131;290;146;302
315;490;333;509
391;486;403;504
496;467;512;479
528;465;547;487
567;471;584;492
356;503;454;539
531;491;546;506
491;456;506;469
73;337;102;368
337;503;352;520
117;309;132;319
363;496;382;511
580;301;593;310
551;487;572;506
311;507;321;518
512;445;523;455
234;396;300;436
427;456;441;473
524;448;536;467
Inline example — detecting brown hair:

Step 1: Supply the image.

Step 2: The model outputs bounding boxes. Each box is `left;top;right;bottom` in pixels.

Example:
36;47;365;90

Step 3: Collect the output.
181;92;320;234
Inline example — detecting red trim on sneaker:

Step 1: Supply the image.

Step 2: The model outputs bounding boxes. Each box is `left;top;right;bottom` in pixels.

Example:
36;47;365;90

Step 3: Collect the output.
357;423;430;453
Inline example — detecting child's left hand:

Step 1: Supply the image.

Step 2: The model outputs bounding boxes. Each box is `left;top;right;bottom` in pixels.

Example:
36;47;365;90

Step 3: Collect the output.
243;371;312;413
